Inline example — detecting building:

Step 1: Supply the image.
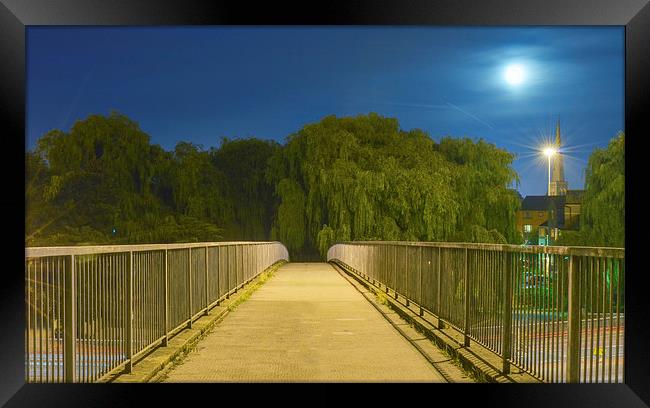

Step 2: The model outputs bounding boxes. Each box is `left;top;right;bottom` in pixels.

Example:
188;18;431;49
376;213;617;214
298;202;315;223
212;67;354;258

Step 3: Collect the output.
515;119;584;245
563;189;584;230
516;195;565;244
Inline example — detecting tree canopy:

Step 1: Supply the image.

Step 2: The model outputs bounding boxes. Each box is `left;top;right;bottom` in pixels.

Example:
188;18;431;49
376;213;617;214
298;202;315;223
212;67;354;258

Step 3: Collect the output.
27;111;530;258
266;113;520;258
580;132;625;247
552;132;624;248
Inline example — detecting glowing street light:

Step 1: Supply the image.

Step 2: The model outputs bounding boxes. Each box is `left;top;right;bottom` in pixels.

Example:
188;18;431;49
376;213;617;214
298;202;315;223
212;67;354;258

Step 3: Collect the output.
543;146;557;196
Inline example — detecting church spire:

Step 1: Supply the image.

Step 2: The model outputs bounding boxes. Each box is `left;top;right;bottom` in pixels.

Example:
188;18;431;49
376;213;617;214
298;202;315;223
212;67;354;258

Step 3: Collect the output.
549;117;568;196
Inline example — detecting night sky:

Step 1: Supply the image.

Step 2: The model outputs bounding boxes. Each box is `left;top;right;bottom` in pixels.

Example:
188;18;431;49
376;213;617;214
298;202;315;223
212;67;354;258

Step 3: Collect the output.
26;27;624;198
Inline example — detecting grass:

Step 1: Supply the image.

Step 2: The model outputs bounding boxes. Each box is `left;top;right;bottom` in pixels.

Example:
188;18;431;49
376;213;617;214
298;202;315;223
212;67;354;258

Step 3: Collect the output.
436;343;489;383
375;290;389;305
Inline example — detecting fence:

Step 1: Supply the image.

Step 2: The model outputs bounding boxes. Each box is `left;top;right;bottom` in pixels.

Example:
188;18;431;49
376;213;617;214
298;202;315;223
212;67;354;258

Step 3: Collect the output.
25;241;289;383
328;241;624;383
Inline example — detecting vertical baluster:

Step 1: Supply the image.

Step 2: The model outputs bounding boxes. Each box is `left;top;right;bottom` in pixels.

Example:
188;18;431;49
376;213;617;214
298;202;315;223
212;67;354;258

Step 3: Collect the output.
46;259;52;382
598;258;607;383
592;257;598;382
92;256;97;380
567;254;581;383
37;259;43;383
108;255;112;372
463;248;470;347
163;249;169;346
608;257;614;383
614;259;622;383
502;251;512;374
542;252;549;378
100;256;105;379
533;252;543;376
78;258;84;383
552;255;558;383
490;250;495;351
557;255;560;382
64;255;76;382
188;248;192;328
126;252;133;373
25;260;31;382
437;247;442;328
589;257;595;383
205;246;209;315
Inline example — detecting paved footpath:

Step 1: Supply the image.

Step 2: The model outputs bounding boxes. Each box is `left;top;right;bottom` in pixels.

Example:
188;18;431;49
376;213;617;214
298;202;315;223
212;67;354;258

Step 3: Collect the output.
162;262;448;382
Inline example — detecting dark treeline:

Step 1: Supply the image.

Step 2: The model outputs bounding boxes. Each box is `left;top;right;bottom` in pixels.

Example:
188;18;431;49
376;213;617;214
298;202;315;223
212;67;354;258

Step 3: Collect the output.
26;111;622;259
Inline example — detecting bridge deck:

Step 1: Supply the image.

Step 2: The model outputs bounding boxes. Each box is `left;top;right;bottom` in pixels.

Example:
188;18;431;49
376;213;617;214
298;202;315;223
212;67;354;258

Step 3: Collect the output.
161;262;449;382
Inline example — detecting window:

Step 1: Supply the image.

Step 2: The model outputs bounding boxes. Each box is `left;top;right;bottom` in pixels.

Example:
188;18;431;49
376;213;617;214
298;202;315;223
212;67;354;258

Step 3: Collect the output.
524;224;532;233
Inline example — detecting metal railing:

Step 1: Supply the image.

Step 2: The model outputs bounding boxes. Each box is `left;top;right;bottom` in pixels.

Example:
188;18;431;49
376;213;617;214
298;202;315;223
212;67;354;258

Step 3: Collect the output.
328;241;624;383
25;241;289;383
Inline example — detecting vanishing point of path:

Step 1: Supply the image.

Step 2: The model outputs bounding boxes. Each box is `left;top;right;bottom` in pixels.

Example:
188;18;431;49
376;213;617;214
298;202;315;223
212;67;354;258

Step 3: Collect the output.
161;262;462;382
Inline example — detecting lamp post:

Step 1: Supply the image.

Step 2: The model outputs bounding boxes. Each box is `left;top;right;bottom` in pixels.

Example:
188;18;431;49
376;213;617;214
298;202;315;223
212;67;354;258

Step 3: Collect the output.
543;146;556;196
542;146;557;247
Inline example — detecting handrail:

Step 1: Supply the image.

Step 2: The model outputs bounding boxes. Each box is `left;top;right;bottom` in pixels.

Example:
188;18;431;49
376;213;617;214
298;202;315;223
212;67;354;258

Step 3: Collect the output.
333;240;624;258
25;241;289;383
328;241;625;383
25;241;283;258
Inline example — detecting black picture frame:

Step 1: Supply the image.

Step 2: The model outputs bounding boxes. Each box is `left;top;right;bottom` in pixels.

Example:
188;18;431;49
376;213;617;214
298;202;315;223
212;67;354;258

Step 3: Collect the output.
2;0;648;406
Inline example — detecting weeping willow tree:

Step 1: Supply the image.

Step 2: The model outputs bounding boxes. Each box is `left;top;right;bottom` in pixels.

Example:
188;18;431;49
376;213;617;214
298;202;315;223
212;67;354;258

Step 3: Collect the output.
268;113;520;259
27;111;521;254
580;132;624;247
26;112;230;245
210;138;280;240
27;112;162;244
438;137;521;244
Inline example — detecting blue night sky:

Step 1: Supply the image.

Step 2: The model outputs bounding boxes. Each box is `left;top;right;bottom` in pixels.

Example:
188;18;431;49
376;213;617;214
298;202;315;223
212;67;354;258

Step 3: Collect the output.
26;27;624;198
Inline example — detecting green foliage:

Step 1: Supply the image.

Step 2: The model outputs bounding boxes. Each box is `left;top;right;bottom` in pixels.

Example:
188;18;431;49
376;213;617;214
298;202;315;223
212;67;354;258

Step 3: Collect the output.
271;178;307;252
580;132;624;247
554;230;585;246
26;112;228;246
210;138;280;240
27;111;524;257
269;113;520;258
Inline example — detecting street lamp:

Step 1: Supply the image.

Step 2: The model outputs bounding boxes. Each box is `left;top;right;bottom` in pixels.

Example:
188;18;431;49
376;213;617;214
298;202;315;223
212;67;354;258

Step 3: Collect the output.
542;146;557;247
543;146;556;196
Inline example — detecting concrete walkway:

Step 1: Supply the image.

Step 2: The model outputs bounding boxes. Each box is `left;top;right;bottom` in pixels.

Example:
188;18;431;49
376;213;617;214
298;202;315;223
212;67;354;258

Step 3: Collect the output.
161;262;448;382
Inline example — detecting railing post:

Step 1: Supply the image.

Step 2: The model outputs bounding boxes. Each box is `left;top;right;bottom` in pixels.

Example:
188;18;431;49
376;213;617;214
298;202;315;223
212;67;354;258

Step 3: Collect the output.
163;249;168;346
205;246;209;316
64;255;76;382
235;245;241;292
188;248;192;329
126;251;133;373
226;246;230;300
437;246;443;329
502;251;513;374
567;255;581;383
463;248;470;347
234;246;239;293
205;245;210;316
419;246;424;317
395;246;410;307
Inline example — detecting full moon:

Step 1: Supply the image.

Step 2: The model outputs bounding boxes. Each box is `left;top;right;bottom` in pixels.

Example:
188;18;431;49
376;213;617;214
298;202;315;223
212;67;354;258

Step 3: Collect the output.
504;64;525;86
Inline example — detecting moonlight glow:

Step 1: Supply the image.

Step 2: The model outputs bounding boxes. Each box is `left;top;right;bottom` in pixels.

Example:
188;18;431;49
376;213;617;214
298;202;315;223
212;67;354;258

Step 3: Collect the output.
504;64;525;86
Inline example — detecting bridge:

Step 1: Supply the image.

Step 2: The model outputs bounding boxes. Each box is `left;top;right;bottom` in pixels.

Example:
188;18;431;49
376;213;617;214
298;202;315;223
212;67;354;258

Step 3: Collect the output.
24;241;624;383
